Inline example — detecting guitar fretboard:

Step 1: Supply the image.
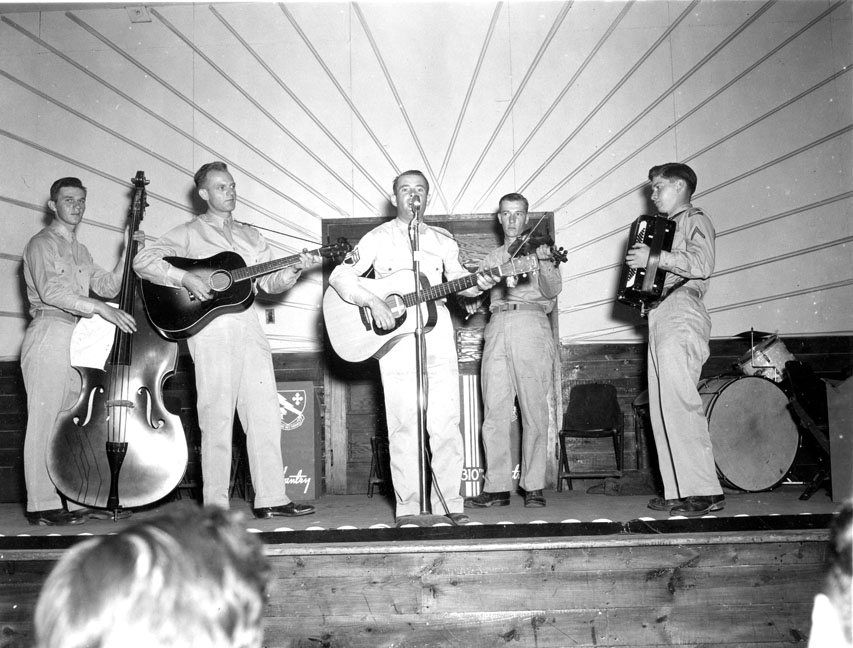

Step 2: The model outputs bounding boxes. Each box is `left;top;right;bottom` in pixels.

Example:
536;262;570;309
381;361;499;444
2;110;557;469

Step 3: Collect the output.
231;254;301;283
401;266;506;307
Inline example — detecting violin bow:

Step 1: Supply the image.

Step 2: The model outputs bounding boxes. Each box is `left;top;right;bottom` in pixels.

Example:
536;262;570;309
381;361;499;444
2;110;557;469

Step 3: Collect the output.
507;213;548;261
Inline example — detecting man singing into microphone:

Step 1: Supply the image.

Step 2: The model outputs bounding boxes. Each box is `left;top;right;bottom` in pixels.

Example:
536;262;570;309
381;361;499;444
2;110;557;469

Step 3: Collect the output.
328;170;495;526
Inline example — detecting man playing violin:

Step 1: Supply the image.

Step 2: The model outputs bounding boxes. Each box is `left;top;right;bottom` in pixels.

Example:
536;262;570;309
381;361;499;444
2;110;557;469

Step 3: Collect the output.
465;192;562;509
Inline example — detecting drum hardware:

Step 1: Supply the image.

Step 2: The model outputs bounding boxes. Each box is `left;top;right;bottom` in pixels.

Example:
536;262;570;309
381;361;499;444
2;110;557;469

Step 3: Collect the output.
784;360;832;500
734;328;796;383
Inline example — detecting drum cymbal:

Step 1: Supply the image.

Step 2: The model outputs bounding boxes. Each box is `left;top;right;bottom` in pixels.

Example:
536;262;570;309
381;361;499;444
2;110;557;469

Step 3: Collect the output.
734;329;774;340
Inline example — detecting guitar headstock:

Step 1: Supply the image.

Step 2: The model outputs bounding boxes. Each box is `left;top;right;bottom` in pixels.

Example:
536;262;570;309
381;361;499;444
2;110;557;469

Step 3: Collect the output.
496;254;539;278
321;237;353;263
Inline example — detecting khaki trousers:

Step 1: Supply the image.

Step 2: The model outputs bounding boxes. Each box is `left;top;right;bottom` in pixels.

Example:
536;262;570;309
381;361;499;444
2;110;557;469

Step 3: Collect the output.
187;309;290;509
378;305;464;518
21;316;81;511
480;310;554;493
647;291;722;499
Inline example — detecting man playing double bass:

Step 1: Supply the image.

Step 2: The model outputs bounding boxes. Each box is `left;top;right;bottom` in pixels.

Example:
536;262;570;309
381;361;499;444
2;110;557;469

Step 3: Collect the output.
21;177;141;526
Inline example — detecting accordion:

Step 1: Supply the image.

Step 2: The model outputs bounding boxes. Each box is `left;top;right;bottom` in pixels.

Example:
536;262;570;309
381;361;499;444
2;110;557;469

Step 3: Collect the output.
617;214;676;312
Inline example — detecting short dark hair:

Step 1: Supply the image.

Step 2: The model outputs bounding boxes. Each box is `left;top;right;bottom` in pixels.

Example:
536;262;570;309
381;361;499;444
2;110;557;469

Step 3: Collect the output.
392;170;429;195
194;161;229;189
34;507;270;648
498;193;529;213
50;177;86;203
648;162;697;196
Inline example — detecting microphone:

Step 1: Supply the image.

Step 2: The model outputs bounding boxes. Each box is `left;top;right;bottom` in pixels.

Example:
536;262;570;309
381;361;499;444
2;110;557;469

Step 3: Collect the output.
410;195;422;220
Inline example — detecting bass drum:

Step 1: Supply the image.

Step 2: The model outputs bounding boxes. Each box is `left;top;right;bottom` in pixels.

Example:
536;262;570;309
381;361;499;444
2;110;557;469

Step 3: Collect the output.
699;376;799;492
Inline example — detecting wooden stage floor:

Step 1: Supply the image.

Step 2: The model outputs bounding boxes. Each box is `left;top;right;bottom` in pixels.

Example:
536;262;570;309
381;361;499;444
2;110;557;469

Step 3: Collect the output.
0;482;841;541
1;483;841;648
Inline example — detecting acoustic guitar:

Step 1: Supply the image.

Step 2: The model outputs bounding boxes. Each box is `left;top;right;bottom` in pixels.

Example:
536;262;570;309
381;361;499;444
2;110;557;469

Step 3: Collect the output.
140;239;351;340
323;254;539;363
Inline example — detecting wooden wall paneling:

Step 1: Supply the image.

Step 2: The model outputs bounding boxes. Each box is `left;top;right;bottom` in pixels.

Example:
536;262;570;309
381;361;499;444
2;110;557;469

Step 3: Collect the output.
561;342;648;490
323;369;348;495
0;362;27;504
321;217;385;494
2;334;846;504
344;366;385;497
560;334;853;494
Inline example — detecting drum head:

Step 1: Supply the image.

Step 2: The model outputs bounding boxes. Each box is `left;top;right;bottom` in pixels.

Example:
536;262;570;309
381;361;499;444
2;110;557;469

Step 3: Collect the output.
700;376;799;491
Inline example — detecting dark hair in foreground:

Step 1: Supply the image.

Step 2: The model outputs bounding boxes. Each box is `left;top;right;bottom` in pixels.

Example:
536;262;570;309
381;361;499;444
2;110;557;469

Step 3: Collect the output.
34;507;270;648
49;177;87;203
194;161;230;189
648;162;698;196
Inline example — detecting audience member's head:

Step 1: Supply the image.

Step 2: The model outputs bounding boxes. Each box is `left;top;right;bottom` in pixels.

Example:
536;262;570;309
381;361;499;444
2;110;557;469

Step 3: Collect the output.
34;507;270;648
809;499;853;647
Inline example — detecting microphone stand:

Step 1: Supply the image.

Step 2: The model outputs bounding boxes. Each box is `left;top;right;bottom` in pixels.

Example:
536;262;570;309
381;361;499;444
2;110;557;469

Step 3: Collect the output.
401;196;449;527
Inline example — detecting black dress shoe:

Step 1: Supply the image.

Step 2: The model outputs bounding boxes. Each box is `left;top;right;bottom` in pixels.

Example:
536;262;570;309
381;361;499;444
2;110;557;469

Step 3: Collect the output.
76;507;133;521
252;502;315;518
464;491;510;508
670;495;726;517
447;512;470;525
524;489;546;508
647;496;685;512
25;508;85;526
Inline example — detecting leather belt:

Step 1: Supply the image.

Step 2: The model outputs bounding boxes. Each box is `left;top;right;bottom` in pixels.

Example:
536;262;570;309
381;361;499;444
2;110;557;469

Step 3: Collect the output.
665;285;702;300
647;284;703;313
33;309;78;324
491;303;545;314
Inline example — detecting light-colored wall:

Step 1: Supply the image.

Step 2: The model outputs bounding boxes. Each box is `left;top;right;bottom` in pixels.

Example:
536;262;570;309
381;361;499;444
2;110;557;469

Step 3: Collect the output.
1;1;850;360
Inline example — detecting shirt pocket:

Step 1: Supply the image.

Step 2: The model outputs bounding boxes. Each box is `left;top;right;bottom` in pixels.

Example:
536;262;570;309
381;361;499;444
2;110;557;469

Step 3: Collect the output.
52;258;74;278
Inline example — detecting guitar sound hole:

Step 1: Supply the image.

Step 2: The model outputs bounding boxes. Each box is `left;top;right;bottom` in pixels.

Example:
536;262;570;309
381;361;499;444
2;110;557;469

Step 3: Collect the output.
386;295;406;318
209;271;233;292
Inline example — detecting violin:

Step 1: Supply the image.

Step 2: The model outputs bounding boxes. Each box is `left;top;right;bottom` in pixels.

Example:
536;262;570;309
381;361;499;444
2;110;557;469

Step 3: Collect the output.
48;172;188;516
507;227;568;266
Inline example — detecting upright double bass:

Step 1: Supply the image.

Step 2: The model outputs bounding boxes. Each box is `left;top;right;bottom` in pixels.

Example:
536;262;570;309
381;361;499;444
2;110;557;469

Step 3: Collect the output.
48;171;187;515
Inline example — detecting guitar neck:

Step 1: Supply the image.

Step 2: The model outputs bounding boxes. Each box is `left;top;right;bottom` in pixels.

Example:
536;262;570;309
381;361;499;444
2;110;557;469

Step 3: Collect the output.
232;253;304;283
402;272;481;307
